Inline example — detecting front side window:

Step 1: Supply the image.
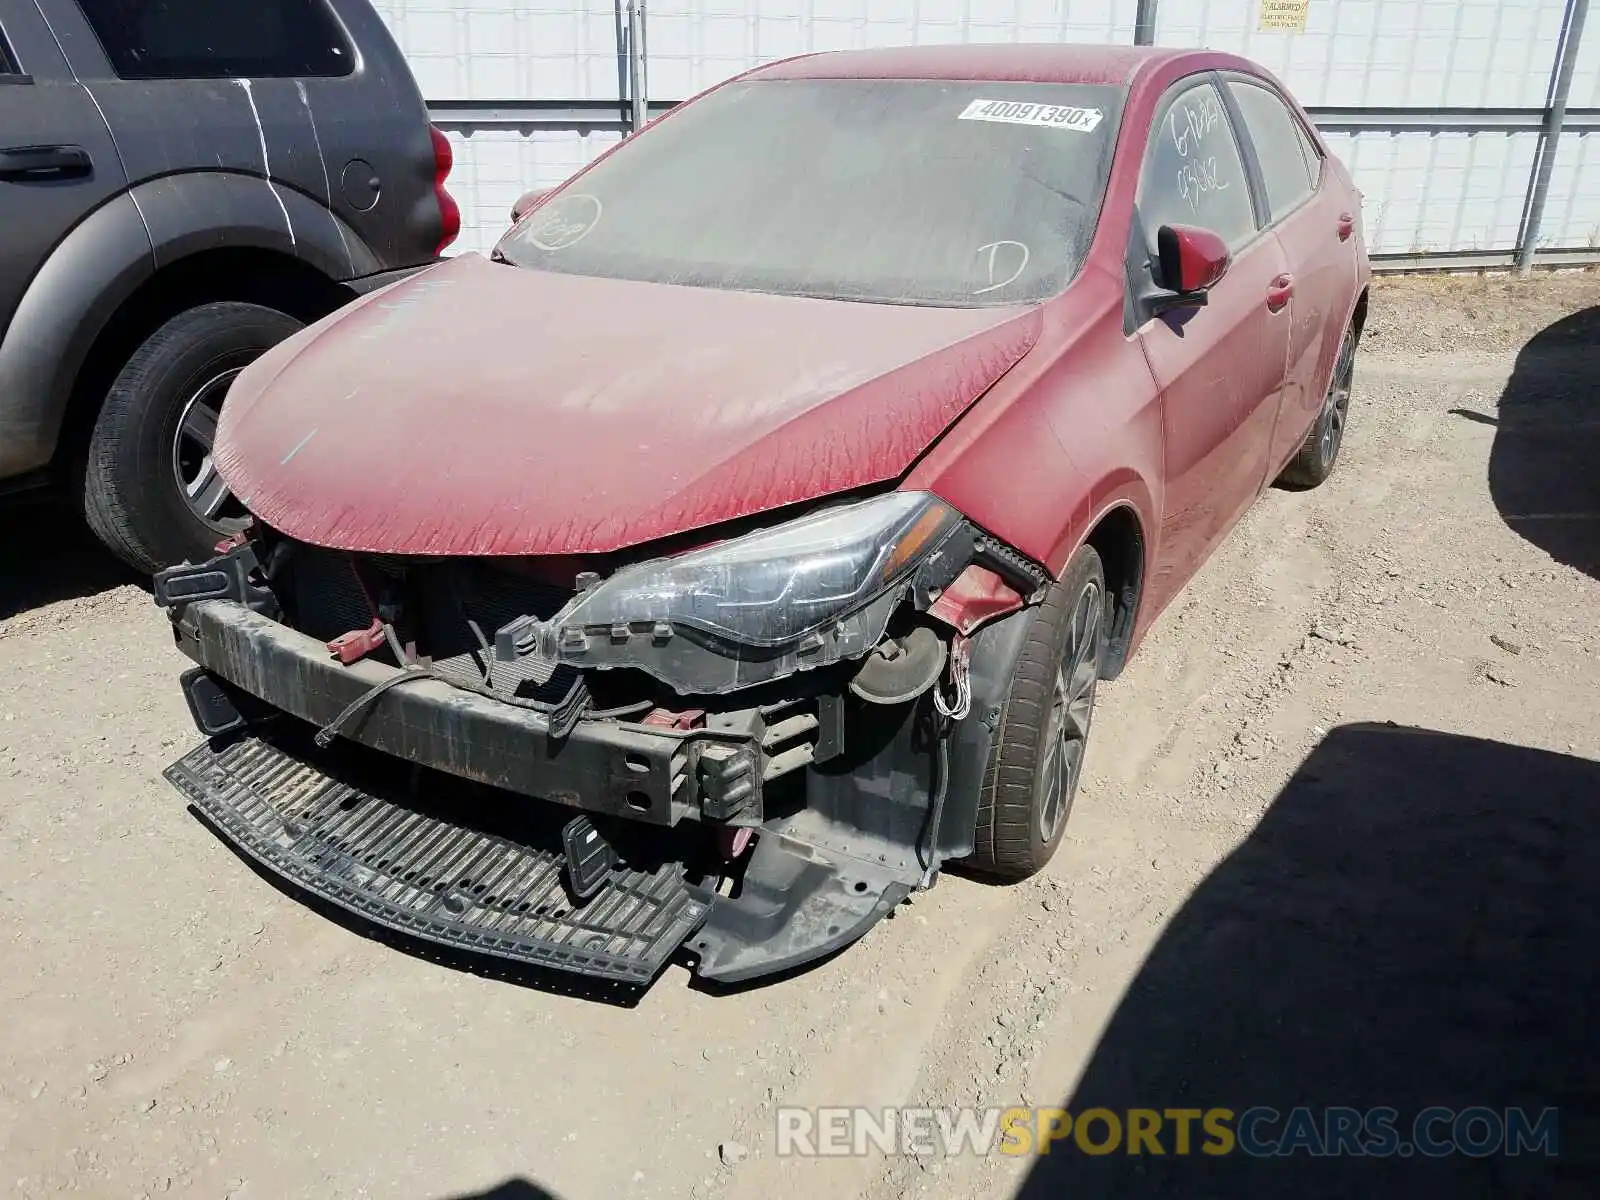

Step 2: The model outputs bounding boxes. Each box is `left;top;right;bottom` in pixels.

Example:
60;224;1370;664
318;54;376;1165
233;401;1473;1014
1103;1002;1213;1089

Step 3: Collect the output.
498;78;1125;307
1136;80;1256;251
0;29;19;75
73;0;353;80
1228;80;1317;222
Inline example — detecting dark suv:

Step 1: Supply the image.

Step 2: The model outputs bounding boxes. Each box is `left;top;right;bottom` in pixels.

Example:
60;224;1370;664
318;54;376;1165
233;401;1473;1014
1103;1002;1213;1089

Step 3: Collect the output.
0;0;457;572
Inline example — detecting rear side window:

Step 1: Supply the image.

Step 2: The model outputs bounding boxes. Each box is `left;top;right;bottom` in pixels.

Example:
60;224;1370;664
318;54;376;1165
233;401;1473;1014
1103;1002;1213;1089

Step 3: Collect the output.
1228;81;1316;221
74;0;353;80
0;30;19;75
1294;118;1324;183
1136;80;1256;250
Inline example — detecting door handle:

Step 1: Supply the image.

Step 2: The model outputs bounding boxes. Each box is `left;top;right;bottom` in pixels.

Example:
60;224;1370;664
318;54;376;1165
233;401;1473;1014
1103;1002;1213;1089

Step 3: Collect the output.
1337;212;1355;241
1267;273;1294;312
0;144;93;181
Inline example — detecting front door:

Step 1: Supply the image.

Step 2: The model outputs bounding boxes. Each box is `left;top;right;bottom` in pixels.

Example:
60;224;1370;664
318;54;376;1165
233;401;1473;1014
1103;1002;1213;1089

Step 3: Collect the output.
1133;77;1292;606
0;0;128;474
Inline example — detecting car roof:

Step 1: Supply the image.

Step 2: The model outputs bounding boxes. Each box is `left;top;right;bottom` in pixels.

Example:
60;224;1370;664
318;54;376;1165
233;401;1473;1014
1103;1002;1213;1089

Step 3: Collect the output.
747;43;1207;88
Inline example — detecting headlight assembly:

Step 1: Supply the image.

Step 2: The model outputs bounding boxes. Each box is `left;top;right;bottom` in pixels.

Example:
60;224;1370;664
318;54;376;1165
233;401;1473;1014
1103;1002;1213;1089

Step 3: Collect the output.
522;492;965;694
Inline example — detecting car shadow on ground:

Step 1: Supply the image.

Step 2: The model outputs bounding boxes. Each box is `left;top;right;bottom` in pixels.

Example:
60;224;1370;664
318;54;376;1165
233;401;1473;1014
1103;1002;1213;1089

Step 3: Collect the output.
1456;305;1600;582
0;499;137;620
1019;723;1597;1198
439;1179;562;1200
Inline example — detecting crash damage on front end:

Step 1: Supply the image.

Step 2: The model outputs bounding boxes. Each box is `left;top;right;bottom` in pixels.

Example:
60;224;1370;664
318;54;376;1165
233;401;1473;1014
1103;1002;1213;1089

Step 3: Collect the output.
142;205;1064;988
155;492;1051;986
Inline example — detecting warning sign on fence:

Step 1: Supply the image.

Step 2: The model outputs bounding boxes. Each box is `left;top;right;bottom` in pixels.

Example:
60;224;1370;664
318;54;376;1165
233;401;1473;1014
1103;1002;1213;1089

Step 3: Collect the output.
1259;0;1310;31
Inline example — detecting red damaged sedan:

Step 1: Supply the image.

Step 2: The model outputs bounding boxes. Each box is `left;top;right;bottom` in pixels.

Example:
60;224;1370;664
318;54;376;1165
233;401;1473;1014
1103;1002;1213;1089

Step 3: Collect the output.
156;45;1368;985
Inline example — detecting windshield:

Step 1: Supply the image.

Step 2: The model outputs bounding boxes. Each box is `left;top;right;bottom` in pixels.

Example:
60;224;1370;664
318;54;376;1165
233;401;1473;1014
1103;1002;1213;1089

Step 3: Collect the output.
496;78;1124;307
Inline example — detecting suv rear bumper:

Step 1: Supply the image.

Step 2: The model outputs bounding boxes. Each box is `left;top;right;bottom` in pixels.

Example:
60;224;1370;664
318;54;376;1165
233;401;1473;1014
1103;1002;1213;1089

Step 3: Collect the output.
346;263;435;295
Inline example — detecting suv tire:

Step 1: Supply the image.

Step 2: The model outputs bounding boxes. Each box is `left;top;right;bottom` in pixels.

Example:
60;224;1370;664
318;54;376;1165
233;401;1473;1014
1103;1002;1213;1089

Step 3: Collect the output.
83;302;302;574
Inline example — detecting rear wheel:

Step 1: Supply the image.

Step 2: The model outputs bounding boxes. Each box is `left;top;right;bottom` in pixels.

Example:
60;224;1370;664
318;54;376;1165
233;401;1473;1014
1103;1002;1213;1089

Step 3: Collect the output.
83;302;302;574
1277;323;1356;489
967;543;1105;881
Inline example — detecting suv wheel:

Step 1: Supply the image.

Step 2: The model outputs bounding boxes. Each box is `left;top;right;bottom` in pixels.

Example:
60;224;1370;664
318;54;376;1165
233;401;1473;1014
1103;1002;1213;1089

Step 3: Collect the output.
83;302;302;574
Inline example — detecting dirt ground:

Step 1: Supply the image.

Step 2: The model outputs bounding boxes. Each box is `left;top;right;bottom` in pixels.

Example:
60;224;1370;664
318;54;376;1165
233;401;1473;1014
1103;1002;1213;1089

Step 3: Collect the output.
2;273;1597;1200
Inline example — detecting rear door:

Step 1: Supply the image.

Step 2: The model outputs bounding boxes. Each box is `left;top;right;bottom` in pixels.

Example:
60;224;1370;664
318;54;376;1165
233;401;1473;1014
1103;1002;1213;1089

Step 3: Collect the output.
39;0;438;272
36;0;349;264
1134;77;1293;592
0;0;126;350
1224;76;1357;480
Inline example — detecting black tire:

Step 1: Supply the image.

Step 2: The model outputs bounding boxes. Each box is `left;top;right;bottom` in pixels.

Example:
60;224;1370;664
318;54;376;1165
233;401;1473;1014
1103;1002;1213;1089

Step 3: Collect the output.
967;543;1106;881
1277;323;1357;490
83;302;302;574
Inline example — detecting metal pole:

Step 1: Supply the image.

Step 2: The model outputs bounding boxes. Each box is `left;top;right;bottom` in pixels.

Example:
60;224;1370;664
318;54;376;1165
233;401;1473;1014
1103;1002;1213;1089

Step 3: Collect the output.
612;1;628;125
626;1;645;136
1517;0;1588;275
630;1;643;123
1134;0;1160;46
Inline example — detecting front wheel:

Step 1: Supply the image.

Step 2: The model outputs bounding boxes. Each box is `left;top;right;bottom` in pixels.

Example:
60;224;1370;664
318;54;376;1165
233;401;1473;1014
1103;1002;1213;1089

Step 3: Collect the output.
83;302;303;574
966;543;1106;881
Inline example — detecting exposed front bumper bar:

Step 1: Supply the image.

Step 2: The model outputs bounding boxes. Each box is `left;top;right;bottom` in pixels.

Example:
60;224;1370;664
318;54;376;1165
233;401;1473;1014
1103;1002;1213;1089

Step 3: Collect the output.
173;600;733;826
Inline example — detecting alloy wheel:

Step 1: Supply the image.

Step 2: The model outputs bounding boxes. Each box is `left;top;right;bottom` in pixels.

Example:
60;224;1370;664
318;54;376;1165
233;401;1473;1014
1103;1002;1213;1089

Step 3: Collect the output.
1318;331;1356;470
172;368;244;527
1037;578;1103;843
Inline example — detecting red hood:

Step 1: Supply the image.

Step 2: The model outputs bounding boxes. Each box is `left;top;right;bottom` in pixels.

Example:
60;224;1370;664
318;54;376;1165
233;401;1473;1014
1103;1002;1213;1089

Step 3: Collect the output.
214;254;1039;556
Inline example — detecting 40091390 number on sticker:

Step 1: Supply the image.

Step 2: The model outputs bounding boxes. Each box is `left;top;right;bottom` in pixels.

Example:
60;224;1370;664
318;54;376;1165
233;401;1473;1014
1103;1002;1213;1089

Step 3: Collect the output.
958;97;1105;131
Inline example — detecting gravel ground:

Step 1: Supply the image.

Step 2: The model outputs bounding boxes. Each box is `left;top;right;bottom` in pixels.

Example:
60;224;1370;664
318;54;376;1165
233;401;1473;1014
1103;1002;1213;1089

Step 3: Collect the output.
1;273;1597;1200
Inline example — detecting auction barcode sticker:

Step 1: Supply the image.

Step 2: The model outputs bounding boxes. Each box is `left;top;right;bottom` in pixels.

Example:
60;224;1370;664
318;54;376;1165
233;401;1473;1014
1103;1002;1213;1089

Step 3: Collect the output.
958;98;1104;132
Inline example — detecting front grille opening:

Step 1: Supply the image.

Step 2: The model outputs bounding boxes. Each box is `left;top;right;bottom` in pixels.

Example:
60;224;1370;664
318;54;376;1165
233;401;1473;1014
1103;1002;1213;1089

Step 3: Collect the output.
261;540;854;732
268;543;626;709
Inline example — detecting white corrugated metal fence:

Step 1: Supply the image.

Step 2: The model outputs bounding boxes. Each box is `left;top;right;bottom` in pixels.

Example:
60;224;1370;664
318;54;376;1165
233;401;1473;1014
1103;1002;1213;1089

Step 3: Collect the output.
374;0;1600;262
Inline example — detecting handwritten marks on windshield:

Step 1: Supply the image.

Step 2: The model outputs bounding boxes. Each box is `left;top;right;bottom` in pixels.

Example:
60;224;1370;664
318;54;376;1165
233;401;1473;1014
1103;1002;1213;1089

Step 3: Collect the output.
972;240;1030;296
522;194;603;251
1168;89;1230;216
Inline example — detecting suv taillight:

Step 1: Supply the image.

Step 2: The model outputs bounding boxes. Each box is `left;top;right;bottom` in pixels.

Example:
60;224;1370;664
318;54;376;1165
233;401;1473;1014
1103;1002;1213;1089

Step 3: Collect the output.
429;126;461;255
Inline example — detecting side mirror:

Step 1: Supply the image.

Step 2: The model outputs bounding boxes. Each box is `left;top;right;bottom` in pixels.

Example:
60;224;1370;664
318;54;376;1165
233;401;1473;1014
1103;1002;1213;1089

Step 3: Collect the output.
510;187;554;225
1152;224;1230;308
